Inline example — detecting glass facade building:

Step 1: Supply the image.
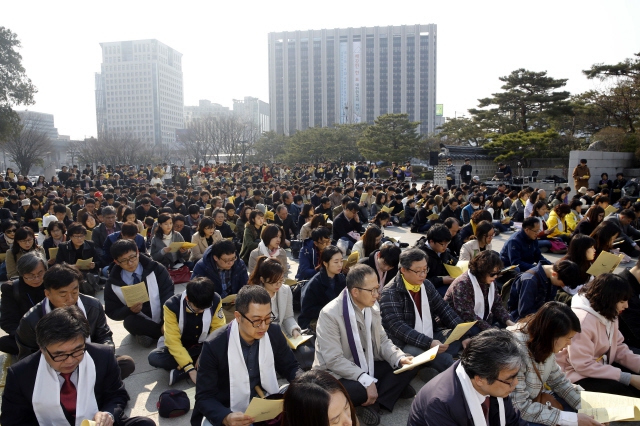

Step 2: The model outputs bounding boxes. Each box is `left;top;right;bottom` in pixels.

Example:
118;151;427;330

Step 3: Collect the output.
268;24;437;135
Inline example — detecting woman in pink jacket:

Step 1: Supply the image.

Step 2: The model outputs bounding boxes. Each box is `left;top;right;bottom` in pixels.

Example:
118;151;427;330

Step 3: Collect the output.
557;274;640;397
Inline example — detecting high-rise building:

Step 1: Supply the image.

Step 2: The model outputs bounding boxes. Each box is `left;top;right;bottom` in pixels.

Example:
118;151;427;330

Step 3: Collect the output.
268;24;437;136
15;110;59;141
95;39;184;147
184;100;231;125
233;96;270;134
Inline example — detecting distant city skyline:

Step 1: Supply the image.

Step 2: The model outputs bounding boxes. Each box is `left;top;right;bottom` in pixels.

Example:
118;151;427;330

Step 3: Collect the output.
3;0;639;140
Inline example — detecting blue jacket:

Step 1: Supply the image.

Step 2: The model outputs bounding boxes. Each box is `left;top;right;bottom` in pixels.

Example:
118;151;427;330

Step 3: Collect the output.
460;204;478;225
191;245;248;298
499;229;550;272
296;238;319;281
298;269;346;329
508;264;556;321
102;232;146;265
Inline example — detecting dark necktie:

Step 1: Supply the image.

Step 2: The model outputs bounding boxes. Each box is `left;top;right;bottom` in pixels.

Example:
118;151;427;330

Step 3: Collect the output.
482;396;491;423
60;372;77;416
132;272;141;284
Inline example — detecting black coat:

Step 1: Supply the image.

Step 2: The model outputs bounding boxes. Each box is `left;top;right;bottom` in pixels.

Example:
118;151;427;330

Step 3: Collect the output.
274;213;297;242
421;244;458;289
619;269;640;350
55;240;100;269
91;222;123;260
359;250;398;286
0;279;45;337
1;343;130;426
16;294;114;360
407;361;527;426
298;269;346;329
190;323;299;426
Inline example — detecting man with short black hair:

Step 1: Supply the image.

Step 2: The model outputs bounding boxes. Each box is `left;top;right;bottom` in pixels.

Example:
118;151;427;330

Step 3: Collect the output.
148;277;225;386
603;209;640;257
359;243;401;289
508;260;581;321
500;217;552;272
15;263;135;379
92;206;122;261
332;201;365;250
105;240;174;347
2;306;155;426
314;265;417;425
419;225;458;295
460;159;473;185
408;329;527;426
190;285;300;426
296;226;332;281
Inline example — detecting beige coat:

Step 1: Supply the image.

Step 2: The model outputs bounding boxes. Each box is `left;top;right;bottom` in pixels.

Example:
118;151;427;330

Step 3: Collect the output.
271;284;301;338
248;247;289;275
313;289;406;381
189;230;222;262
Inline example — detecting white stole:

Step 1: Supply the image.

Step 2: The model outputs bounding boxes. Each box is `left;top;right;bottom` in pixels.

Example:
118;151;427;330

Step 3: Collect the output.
468;272;495;321
178;291;212;343
407;284;434;337
44;297;91;343
344;289;376;378
32;350;99;426
111;271;161;323
227;320;279;413
455;363;505;426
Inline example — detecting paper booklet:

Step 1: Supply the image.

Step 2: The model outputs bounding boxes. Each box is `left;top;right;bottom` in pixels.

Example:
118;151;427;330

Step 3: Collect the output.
285;334;313;350
121;282;150;307
169;242;197;252
443;261;469;279
49;247;59;259
75;257;93;270
244;397;284;422
394;345;439;374
221;294;237;304
427;213;440;220
579;391;640;421
443;321;477;345
342;251;360;269
586;251;624;276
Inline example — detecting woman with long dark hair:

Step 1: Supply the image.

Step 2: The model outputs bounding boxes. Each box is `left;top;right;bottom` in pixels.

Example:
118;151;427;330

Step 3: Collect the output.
352;225;383;259
458;220;494;262
281;370;357;426
239;209;265;265
189;217;222;262
557;274;640;397
574;205;605;237
248;224;289;274
529;201;553;252
561;235;596;286
589;221;620;258
150;213;190;268
510;302;590;426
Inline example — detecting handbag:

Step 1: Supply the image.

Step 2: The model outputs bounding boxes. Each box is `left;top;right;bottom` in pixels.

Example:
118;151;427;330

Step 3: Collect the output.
549;239;568;254
529;353;563;410
169;265;191;285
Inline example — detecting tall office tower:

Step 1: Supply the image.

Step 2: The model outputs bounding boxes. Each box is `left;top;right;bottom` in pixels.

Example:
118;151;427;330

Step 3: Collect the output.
268;24;437;136
184;100;231;125
233;96;270;134
95;39;184;147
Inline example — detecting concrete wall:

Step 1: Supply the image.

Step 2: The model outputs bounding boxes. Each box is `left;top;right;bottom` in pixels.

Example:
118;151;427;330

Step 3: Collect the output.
569;151;634;189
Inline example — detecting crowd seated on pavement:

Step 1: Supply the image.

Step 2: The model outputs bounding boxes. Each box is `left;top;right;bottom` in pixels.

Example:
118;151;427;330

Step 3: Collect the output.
0;159;639;425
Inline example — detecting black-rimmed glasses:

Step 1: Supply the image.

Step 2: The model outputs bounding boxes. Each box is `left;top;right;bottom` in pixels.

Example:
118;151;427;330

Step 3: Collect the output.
45;346;86;362
239;311;276;328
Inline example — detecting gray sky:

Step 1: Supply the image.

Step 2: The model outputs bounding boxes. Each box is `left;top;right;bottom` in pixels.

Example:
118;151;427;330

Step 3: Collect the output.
4;0;639;140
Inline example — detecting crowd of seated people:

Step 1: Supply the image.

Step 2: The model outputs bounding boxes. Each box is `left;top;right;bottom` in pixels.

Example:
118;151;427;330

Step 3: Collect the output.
1;160;640;426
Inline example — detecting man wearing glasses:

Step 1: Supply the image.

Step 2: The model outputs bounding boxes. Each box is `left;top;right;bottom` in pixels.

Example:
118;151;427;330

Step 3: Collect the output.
380;249;477;377
408;329;527;426
2;306;155;426
191;285;300;426
15;263;135;380
148;277;225;386
191;239;248;322
314;264;417;426
105;240;175;348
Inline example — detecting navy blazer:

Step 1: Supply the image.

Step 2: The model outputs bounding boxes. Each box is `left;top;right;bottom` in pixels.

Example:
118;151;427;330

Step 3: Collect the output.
0;343;129;426
407;361;527;426
190;323;299;426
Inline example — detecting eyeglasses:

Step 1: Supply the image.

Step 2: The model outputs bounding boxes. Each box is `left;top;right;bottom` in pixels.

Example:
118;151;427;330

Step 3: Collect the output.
24;271;45;281
355;286;380;296
5;229;16;234
488;271;500;278
45;346;86;362
20;238;34;244
239;311;277;328
117;254;139;265
407;267;429;276
71;234;86;239
435;241;450;246
494;375;517;387
218;256;237;264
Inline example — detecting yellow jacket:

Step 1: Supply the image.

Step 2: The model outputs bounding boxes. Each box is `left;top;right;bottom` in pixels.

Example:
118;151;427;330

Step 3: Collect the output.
163;297;225;372
546;210;571;238
566;211;581;233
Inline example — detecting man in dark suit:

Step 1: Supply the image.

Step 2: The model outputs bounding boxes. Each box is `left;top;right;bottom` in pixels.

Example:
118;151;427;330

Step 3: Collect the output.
92;206;123;262
274;204;296;248
358;244;401;288
191;286;300;426
15;263;135;379
407;329;527;426
1;306;154;426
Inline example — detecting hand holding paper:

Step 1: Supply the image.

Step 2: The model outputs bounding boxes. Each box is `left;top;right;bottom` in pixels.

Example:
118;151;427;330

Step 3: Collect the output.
285;334;313;350
443;321;477;345
394;345;439;374
244;397;284;422
121;282;150;307
586;251;624;276
75;257;93;270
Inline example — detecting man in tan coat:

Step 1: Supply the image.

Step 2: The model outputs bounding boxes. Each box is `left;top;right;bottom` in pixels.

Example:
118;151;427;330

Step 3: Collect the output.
313;264;417;425
572;159;591;192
